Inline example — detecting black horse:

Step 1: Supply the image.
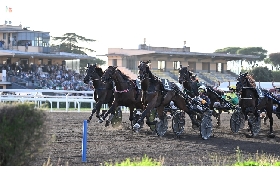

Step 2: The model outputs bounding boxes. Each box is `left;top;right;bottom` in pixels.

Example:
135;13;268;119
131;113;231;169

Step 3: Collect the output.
83;64;114;123
178;65;230;127
133;61;177;133
100;66;144;127
178;65;199;98
236;72;275;138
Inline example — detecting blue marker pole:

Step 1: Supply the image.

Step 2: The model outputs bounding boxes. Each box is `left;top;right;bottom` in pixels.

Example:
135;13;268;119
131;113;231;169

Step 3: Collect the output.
82;120;87;162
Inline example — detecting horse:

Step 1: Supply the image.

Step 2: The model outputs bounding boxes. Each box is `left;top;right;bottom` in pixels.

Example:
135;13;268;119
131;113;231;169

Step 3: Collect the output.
133;61;205;136
236;72;275;138
178;65;199;98
132;60;169;132
83;64;115;123
100;66;144;127
178;65;230;127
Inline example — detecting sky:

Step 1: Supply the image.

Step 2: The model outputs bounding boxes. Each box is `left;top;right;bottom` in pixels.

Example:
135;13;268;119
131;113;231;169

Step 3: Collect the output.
1;0;280;62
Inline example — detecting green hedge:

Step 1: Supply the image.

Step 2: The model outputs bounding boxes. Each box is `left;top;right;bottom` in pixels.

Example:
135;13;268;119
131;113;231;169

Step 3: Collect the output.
0;102;47;166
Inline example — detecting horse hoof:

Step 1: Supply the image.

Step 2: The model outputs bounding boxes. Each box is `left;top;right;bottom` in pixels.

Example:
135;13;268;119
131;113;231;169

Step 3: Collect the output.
89;116;92;121
105;120;110;127
87;119;91;123
167;115;172;119
245;134;254;138
98;118;104;123
133;123;141;131
268;133;275;138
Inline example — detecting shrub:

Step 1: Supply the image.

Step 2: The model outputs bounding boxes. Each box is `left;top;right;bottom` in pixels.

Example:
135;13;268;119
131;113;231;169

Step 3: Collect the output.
0;102;47;165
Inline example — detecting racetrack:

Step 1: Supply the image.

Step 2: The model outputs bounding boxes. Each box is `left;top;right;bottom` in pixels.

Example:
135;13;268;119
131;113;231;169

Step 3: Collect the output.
30;111;280;166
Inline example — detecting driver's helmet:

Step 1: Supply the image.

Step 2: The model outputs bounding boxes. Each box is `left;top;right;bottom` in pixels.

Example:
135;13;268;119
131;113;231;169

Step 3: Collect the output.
198;85;206;93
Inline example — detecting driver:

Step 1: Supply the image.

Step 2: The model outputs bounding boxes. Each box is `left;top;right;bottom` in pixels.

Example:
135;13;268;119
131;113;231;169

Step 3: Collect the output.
223;86;239;105
197;86;211;108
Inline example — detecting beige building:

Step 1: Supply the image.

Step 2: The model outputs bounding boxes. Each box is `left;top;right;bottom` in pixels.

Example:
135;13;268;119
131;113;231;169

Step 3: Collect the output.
104;44;260;74
0;24;95;72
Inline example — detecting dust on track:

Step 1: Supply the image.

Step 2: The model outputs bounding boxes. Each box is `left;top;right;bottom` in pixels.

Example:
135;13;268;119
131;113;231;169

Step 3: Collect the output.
30;111;280;166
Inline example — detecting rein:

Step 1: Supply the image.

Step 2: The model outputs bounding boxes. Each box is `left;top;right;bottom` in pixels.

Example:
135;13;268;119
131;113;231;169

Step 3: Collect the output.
114;86;129;93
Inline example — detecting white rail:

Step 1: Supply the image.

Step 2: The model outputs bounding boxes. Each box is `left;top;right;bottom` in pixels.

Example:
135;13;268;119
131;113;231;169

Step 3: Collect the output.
0;89;130;113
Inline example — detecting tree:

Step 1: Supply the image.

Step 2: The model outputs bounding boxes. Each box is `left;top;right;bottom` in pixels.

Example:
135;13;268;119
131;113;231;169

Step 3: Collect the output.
249;66;273;82
268;53;280;70
51;33;106;72
214;47;241;54
237;47;267;64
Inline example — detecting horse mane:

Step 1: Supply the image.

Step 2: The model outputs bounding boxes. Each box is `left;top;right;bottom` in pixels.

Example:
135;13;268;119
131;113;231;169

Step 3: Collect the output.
95;67;104;77
117;69;131;81
245;73;256;88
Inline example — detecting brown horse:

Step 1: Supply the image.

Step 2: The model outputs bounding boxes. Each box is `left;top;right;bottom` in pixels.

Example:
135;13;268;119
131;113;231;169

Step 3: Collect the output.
100;66;144;127
178;65;228;127
236;72;275;137
133;60;173;132
83;64;114;123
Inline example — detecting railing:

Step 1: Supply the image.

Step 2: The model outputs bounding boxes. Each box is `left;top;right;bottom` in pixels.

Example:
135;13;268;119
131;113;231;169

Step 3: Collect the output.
0;89;130;113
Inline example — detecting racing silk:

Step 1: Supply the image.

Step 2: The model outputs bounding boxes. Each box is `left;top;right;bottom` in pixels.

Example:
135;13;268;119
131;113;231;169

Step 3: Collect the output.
198;94;211;107
223;92;239;105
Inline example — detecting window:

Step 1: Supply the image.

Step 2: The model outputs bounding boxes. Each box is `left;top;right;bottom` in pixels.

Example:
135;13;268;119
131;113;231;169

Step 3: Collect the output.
158;61;165;71
3;33;6;39
173;61;181;69
112;59;117;66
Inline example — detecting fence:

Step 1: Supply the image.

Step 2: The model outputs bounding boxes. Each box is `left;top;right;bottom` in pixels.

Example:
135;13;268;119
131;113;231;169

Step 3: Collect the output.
0;89;130;113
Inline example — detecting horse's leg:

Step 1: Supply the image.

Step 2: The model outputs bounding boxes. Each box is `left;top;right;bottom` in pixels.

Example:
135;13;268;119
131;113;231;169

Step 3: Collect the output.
128;106;135;122
134;94;157;130
101;101;118;124
88;100;103;122
267;108;275;138
216;110;222;128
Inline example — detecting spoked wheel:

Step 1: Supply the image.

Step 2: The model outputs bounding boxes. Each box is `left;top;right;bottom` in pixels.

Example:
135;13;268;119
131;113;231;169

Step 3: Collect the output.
111;106;123;128
248;114;261;136
155;114;168;137
200;110;213;140
172;111;185;136
230;108;245;133
131;109;143;129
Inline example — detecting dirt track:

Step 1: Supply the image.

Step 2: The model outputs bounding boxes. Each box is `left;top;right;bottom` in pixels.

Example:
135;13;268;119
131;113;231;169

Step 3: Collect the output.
30;111;280;166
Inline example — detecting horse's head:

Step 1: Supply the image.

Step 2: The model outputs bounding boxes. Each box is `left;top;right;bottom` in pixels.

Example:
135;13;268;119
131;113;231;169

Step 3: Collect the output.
84;64;100;84
236;72;256;93
138;60;150;80
178;65;191;84
102;66;117;83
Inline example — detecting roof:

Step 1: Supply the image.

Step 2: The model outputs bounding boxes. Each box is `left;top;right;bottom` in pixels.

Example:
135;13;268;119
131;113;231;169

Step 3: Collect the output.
0;50;96;60
103;49;260;61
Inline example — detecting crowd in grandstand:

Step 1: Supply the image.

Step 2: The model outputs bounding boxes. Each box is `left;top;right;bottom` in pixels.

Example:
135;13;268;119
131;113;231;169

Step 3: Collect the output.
2;63;94;94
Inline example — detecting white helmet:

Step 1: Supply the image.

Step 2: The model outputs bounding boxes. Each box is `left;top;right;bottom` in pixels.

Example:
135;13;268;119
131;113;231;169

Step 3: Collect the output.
198;85;207;93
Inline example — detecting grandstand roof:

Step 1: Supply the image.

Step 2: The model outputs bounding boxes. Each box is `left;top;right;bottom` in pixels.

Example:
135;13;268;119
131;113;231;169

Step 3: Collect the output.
0;50;95;60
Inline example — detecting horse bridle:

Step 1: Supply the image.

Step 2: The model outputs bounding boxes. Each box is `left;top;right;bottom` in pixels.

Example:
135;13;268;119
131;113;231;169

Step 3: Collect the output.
138;63;149;80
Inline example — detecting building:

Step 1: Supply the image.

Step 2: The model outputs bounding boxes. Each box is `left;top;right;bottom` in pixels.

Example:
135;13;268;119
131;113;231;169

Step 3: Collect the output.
102;44;260;82
0;24;95;72
105;44;260;73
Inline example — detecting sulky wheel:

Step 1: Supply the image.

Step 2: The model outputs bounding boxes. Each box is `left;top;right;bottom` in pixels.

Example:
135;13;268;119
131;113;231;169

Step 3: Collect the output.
248;114;261;137
155;114;168;137
172;111;185;136
111;106;123;128
230;108;245;133
200;110;213;140
155;111;168;136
